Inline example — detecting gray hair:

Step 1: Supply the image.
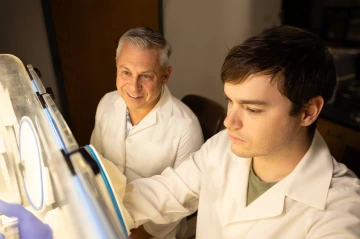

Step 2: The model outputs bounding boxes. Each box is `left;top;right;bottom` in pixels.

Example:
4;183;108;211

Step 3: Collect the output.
116;27;171;71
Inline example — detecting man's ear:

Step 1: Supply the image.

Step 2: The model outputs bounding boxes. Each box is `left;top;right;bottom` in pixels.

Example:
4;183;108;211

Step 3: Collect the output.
300;96;324;126
162;66;173;84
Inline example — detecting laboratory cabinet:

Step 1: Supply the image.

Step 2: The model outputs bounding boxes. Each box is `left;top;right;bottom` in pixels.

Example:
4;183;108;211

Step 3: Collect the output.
317;117;360;176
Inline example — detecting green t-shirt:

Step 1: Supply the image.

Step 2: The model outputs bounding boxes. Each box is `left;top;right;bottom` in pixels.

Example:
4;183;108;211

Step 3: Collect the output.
246;164;278;206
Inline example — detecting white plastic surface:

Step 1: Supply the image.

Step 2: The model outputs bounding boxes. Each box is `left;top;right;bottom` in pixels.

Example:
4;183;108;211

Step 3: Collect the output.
19;116;44;211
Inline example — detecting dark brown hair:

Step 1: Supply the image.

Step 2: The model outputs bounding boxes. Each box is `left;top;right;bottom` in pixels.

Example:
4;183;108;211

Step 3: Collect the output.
221;26;336;119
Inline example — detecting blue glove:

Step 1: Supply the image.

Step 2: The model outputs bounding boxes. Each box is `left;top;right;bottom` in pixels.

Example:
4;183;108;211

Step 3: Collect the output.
0;199;53;239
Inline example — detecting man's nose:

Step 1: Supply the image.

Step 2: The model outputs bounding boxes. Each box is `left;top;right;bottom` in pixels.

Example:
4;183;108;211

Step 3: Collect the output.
224;108;243;129
129;77;142;91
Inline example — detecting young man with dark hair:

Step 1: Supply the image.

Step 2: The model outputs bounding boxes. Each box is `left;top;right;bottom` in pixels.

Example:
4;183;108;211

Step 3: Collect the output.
123;26;360;239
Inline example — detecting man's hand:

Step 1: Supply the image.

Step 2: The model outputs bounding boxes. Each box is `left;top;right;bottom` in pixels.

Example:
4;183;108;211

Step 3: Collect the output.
0;199;53;239
129;225;152;239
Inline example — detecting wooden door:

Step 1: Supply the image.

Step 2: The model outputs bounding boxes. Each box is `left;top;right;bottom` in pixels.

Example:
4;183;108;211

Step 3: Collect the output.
48;0;159;145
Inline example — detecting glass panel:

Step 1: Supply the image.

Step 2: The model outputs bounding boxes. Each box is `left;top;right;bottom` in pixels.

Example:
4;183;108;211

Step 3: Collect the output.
0;54;128;239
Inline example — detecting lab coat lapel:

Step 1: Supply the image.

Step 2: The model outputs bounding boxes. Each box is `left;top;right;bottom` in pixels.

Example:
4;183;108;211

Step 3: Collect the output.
284;131;333;210
129;110;157;136
113;98;127;170
227;131;333;225
229;177;287;224
127;86;172;137
221;155;252;222
228;155;251;210
128;107;157;136
201;151;251;229
230;159;286;223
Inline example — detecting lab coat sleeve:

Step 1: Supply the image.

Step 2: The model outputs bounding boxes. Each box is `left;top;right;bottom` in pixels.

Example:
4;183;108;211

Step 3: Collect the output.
123;141;210;238
90;95;108;156
143;219;182;239
173;117;204;169
141;117;203;237
306;181;360;238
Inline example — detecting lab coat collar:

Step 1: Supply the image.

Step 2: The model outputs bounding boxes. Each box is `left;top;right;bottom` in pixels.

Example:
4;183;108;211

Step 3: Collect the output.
285;130;333;210
229;167;287;222
126;85;173;136
228;131;333;223
150;85;173;116
113;97;127;169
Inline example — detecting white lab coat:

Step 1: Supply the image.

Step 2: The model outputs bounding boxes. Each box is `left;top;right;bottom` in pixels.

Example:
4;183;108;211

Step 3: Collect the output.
90;85;204;238
124;130;360;239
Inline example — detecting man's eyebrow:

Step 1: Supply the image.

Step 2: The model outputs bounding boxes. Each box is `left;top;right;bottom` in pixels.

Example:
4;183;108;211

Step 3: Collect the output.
224;92;269;106
140;69;156;74
238;99;269;106
118;65;129;70
117;65;156;74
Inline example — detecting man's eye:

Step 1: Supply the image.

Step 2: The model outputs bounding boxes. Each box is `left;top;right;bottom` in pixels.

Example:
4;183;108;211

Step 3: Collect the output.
225;97;233;103
142;74;150;79
247;107;262;114
121;71;131;77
